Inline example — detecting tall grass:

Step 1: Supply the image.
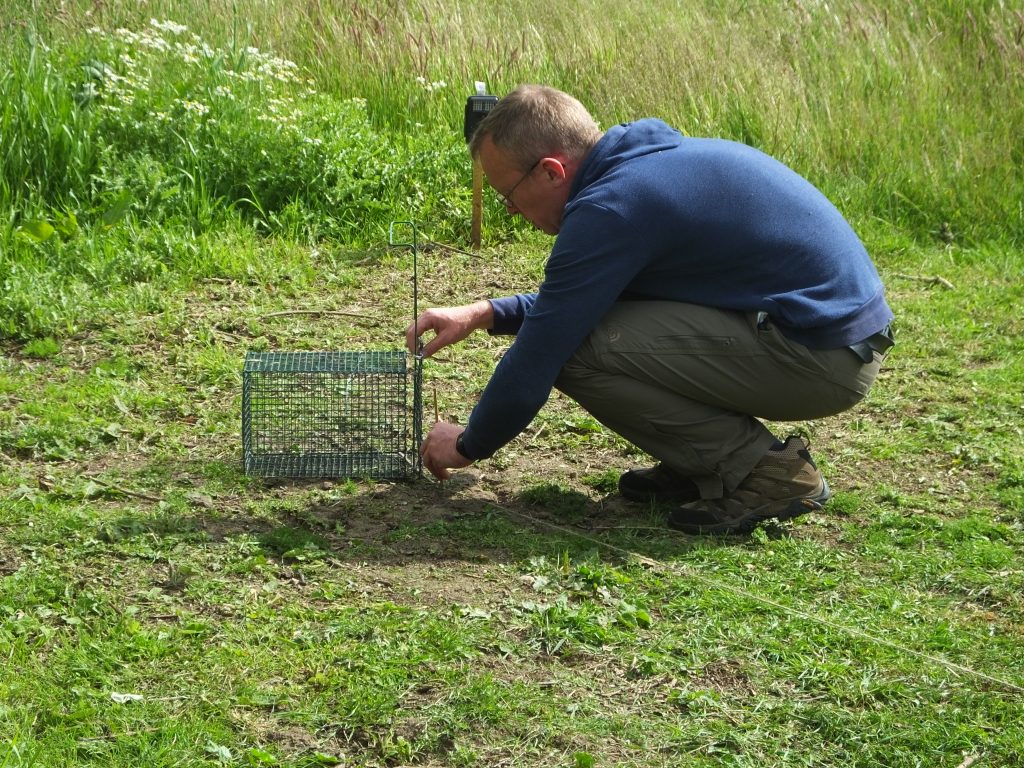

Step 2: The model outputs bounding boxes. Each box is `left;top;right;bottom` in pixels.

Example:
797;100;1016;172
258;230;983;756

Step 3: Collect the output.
0;42;96;214
20;0;1018;242
1;0;1022;340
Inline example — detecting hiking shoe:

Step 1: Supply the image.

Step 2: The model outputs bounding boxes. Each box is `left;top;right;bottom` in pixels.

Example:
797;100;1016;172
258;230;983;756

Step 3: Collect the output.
667;436;831;535
619;463;700;504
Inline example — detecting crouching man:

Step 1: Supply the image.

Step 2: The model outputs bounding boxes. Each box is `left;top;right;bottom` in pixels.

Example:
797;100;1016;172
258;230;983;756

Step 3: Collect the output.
406;84;893;535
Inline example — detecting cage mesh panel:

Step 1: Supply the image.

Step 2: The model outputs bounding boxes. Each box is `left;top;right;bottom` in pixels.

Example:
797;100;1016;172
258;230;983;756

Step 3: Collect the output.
242;351;421;479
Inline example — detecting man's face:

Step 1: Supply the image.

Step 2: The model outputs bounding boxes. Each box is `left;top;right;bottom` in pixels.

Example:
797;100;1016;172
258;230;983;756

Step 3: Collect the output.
478;135;571;236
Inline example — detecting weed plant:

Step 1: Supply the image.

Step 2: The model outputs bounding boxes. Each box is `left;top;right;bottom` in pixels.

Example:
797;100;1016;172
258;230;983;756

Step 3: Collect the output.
1;19;491;340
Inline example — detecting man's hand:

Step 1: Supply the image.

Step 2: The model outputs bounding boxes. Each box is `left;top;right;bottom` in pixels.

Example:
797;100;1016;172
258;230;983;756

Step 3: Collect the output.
405;300;494;358
420;421;473;480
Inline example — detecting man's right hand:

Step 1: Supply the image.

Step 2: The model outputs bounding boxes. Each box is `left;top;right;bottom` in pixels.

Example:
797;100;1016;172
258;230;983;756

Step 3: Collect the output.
405;300;494;358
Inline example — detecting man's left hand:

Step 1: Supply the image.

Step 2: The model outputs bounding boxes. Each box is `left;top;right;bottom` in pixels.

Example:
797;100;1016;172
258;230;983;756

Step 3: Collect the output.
420;421;473;480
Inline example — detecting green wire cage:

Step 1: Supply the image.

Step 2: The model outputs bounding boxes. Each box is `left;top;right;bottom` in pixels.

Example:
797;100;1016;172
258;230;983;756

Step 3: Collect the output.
241;223;423;480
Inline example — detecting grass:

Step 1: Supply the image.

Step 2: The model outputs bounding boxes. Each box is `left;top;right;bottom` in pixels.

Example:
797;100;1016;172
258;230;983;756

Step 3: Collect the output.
2;1;1024;766
2;232;1022;766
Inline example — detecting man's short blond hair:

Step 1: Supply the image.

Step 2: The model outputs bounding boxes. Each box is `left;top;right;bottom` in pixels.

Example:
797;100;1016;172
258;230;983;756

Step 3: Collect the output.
469;84;603;170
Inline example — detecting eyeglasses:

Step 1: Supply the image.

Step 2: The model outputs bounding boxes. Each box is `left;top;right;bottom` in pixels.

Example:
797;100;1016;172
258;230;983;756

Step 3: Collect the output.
495;158;541;209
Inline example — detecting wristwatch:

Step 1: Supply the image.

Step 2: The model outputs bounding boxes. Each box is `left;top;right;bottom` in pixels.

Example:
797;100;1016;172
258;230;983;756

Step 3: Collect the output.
455;432;471;459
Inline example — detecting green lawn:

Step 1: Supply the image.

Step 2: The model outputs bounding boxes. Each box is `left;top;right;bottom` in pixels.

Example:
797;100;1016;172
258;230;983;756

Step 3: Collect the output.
2;1;1023;765
2;234;1022;766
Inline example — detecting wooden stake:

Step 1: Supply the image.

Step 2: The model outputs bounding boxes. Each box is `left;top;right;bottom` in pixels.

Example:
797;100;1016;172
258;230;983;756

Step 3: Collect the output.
471;156;483;249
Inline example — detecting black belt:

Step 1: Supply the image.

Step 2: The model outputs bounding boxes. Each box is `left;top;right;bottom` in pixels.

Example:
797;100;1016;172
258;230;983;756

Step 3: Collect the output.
848;325;894;363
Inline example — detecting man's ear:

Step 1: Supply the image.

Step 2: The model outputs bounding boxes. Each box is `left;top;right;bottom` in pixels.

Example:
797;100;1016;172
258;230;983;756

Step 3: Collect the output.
539;157;568;184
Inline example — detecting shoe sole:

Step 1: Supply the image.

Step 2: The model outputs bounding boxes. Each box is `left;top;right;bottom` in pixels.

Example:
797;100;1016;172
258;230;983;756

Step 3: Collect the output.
620;486;699;504
668;478;832;535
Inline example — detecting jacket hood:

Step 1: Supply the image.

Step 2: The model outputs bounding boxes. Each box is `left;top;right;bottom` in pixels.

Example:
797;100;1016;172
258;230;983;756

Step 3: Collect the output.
571;118;683;199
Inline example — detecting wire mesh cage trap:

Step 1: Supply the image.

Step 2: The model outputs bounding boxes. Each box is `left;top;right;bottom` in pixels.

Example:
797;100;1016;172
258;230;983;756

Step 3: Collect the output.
241;222;423;480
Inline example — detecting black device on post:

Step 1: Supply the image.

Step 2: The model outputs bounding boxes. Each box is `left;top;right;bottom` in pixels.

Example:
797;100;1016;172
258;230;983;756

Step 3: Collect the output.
464;83;498;143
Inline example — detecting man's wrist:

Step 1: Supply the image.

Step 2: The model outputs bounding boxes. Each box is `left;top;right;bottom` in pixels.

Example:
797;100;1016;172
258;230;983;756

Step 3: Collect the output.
455;432;472;460
475;299;495;331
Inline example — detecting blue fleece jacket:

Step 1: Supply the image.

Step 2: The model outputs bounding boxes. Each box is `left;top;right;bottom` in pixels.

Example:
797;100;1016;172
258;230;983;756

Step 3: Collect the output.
460;118;893;460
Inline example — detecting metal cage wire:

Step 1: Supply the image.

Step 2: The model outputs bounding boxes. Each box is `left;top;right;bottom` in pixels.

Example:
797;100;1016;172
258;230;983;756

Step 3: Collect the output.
241;222;423;480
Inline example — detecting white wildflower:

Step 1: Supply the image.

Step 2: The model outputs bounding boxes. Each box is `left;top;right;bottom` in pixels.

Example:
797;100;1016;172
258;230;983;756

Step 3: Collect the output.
417;77;447;93
150;19;188;35
174;42;201;63
180;100;210;115
136;32;170;53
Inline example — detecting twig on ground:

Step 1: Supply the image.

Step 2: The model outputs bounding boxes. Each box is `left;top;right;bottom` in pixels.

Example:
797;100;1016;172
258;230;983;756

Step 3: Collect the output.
82;474;162;503
209;328;244;342
78;727;164;743
424;239;483;259
894;272;955;290
956;754;982;768
260;309;380;321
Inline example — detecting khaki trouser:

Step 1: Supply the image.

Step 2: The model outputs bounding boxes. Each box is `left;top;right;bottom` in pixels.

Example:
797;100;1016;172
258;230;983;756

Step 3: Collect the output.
554;301;884;499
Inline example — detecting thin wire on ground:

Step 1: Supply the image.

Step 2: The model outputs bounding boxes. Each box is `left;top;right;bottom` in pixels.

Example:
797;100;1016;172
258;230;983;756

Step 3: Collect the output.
488;502;1024;696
